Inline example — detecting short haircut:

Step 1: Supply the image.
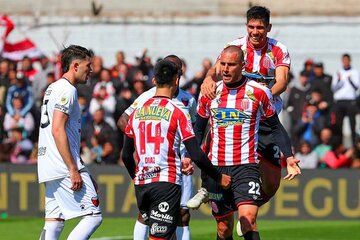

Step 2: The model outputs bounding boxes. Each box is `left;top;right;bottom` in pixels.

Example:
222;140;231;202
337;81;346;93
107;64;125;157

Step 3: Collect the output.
61;45;93;73
154;59;179;86
164;54;183;76
221;45;244;63
247;6;270;26
342;53;351;60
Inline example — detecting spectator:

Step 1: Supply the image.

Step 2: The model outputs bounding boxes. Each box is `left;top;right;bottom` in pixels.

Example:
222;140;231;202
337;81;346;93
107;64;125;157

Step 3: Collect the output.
310;62;333;105
331;53;360;145
286;70;311;139
110;50;131;82
293;99;327;147
352;136;360;168
3;95;35;138
323;138;354;169
92;68;116;97
302;58;315;82
5;75;34;117
82;108;118;164
89;84;117;129
18;56;38;83
32;55;54;108
313;127;333;168
295;140;319;169
3;127;33;164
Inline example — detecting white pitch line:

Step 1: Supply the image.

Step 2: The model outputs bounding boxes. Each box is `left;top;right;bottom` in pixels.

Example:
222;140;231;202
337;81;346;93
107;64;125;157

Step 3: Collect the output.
91;236;133;240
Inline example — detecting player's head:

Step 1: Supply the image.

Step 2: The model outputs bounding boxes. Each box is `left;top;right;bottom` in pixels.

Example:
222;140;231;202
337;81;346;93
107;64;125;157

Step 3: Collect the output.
61;45;93;84
246;6;272;48
164;55;183;77
219;46;244;84
154;59;179;88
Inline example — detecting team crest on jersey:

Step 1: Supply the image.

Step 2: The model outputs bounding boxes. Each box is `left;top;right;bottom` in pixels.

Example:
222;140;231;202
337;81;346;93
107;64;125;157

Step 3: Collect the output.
185;120;193;133
240;99;250;110
211;108;249;127
91;196;100;207
246;90;257;101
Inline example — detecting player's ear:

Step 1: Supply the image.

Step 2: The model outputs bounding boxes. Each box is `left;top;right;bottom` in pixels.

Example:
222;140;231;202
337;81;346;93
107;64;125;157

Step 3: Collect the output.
151;78;156;86
267;23;272;32
74;62;79;72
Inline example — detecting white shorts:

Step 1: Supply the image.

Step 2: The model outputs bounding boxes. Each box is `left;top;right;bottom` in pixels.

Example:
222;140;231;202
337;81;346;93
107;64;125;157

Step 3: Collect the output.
180;174;193;209
44;171;101;220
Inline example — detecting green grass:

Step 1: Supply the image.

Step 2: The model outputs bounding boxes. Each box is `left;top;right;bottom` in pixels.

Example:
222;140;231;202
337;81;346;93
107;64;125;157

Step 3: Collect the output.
0;217;359;239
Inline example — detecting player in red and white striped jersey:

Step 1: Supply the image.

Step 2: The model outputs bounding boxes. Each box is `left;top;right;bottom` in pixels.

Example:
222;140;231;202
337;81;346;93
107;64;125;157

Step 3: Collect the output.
195;46;297;240
121;59;231;240
191;7;300;225
118;55;197;240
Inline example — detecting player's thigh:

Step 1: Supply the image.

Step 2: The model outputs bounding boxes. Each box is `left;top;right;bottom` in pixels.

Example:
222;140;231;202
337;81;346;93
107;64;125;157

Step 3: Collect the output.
52;172;101;220
259;155;281;197
180;174;193;209
148;182;181;239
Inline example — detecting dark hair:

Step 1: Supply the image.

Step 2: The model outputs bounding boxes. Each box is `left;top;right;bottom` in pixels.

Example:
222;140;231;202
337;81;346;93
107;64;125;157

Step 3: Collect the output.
61;45;93;73
164;54;183;77
154;59;179;86
247;6;270;26
342;53;351;60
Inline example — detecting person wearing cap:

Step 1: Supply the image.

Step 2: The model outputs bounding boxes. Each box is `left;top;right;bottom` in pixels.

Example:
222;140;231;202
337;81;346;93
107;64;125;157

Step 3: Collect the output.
309;61;333;110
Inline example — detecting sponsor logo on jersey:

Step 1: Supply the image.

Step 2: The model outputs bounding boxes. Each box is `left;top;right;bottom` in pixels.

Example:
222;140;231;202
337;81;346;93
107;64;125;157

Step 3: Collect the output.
158;202;169;213
135;106;171;121
150;210;174;223
138;166;161;180
245;90;257;101
211;108;249;127
150;223;167;235
60;95;69;105
91;196;100;207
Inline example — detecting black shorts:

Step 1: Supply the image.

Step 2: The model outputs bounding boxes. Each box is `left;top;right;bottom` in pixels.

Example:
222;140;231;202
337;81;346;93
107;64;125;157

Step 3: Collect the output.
135;182;181;239
258;120;281;167
204;164;262;219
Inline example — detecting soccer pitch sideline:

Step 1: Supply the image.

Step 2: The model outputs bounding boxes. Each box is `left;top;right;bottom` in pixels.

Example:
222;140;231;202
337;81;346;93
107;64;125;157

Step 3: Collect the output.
0;217;359;239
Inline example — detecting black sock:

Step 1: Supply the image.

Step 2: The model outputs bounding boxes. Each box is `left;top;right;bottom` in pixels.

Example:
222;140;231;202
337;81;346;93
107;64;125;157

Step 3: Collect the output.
216;234;233;240
243;231;260;240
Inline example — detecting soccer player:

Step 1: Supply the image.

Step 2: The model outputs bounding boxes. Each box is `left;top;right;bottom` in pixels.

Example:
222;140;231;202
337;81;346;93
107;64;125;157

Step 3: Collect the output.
118;55;197;240
37;45;102;240
121;59;231;240
188;6;301;217
196;46;297;240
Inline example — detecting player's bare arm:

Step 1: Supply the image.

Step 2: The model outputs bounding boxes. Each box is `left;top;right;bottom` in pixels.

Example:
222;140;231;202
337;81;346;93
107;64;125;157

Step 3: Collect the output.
117;112;129;132
200;60;221;99
272;65;289;96
52;110;82;191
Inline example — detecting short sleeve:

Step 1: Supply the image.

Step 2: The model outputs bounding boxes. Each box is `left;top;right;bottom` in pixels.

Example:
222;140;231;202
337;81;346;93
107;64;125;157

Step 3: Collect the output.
197;92;211;118
177;109;195;141
54;87;76;115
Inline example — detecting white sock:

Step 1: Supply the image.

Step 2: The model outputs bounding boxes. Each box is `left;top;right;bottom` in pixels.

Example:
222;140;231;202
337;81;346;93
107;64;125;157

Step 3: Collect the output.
40;221;64;240
176;226;190;240
133;220;148;240
67;214;102;240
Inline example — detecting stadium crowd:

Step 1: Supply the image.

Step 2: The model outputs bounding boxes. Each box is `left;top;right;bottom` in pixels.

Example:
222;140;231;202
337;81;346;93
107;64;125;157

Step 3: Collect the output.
0;49;360;169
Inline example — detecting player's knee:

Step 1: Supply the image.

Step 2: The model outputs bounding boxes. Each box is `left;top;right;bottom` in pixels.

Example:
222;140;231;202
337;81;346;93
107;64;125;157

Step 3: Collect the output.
239;214;257;233
217;220;233;238
90;214;103;228
40;220;65;240
178;208;190;226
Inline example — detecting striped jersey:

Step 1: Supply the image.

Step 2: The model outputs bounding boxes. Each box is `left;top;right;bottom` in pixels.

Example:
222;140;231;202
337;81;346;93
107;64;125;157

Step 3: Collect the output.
225;36;290;113
125;97;195;185
125;87;197;158
197;78;275;166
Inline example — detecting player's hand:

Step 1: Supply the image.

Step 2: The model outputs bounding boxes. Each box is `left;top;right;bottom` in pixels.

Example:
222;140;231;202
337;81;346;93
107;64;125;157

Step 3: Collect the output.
284;156;301;180
200;75;216;99
219;174;231;189
69;169;83;191
181;158;194;175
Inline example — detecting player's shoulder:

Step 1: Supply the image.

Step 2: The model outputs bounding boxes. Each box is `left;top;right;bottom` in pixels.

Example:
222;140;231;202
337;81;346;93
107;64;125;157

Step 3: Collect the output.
268;37;288;49
177;89;195;101
246;79;271;94
224;36;246;48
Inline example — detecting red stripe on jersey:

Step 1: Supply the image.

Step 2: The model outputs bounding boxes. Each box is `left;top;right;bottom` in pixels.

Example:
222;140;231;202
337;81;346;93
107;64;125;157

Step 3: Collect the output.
166;106;179;184
216;88;229;166
258;46;269;76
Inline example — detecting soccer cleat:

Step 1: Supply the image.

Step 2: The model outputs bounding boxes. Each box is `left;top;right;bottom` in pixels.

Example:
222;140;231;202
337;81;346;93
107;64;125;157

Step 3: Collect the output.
186;188;209;209
236;221;243;237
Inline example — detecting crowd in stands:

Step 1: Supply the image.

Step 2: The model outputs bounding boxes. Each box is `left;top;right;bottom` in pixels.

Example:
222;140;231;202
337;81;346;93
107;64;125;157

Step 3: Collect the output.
0;49;360;169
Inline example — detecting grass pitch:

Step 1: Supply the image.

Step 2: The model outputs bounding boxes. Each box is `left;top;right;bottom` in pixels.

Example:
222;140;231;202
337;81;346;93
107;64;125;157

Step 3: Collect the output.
0;217;359;239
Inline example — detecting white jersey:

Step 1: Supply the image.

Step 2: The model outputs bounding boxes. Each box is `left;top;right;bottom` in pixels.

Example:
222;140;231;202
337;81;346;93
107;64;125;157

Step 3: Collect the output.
37;78;85;183
125;87;197;157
